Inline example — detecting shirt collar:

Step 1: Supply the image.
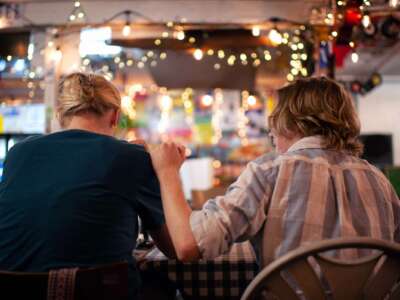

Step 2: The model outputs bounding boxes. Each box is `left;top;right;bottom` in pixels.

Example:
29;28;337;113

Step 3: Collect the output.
286;135;326;152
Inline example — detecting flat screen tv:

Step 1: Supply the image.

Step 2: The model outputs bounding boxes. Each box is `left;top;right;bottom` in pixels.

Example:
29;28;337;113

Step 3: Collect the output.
0;31;30;58
359;134;393;170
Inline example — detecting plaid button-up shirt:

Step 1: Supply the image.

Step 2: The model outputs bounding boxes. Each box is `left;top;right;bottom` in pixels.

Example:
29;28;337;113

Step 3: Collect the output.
190;136;400;266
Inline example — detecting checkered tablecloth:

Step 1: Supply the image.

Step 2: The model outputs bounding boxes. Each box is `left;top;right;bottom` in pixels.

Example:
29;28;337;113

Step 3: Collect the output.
136;241;259;299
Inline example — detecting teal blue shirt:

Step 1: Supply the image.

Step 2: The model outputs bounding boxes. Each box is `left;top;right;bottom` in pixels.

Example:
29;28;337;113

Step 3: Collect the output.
0;129;165;297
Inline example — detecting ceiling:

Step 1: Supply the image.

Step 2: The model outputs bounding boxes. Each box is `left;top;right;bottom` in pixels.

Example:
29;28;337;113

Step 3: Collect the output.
1;0;399;78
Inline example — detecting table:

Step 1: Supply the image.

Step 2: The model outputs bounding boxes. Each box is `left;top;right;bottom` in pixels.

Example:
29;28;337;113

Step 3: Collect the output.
136;241;259;300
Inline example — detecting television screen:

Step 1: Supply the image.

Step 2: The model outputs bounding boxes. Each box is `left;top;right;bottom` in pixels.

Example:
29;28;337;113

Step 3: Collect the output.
0;31;31;58
359;134;393;169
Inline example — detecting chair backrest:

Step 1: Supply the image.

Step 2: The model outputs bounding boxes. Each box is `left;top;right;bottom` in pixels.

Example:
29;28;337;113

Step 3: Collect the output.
241;238;400;300
0;262;129;300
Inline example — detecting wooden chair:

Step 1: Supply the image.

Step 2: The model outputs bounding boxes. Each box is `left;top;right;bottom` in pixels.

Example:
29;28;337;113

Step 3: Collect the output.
0;262;129;300
241;238;400;300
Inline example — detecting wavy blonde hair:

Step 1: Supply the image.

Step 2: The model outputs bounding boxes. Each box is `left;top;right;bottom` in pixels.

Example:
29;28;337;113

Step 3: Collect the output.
268;77;363;156
57;72;121;127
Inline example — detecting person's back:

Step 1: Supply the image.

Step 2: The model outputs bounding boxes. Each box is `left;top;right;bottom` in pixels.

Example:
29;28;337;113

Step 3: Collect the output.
253;137;399;265
0;130;158;271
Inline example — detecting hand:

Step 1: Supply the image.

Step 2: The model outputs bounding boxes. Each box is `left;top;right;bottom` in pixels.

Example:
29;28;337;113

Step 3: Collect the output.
149;142;186;175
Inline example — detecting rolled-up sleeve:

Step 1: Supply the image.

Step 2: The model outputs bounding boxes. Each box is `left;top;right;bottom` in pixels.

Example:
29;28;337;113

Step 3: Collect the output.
190;159;277;259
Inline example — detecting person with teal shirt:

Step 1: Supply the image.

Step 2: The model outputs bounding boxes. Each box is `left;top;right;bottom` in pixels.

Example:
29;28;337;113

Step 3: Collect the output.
0;73;175;298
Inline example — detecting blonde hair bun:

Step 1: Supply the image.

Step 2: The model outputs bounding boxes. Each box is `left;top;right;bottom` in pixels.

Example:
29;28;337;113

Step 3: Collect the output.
57;72;121;126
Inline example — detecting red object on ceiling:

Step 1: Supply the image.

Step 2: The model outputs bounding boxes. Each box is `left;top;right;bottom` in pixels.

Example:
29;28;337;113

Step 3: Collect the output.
334;45;352;67
345;7;362;26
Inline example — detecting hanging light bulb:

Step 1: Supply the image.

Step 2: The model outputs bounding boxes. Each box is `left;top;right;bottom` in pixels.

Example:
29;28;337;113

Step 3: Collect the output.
362;14;371;28
193;48;204;60
74;1;81;7
122;22;131;36
268;28;282;46
351;51;359;63
252;26;261;36
389;0;398;7
176;30;185;40
122;11;131;37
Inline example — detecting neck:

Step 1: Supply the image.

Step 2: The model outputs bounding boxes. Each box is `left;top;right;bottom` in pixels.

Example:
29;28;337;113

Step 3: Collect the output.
66;115;113;136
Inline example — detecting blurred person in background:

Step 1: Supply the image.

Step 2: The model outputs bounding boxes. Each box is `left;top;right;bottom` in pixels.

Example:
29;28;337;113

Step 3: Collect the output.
149;77;400;267
0;72;174;298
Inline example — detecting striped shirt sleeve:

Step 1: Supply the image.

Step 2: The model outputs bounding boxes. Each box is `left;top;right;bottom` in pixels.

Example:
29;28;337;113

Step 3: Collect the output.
190;158;277;259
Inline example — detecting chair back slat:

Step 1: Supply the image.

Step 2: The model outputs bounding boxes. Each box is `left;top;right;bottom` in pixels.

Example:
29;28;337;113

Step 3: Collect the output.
364;254;400;300
286;257;326;299
388;282;400;300
262;272;300;300
315;252;382;300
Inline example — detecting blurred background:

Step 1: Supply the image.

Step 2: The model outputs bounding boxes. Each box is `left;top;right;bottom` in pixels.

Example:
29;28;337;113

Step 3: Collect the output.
0;0;399;200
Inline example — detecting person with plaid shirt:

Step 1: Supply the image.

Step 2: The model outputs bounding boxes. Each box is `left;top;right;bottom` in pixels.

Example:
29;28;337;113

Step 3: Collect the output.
148;77;400;267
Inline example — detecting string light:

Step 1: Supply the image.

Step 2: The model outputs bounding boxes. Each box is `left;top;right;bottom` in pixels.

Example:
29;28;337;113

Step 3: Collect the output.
252;59;261;67
217;50;225;59
389;0;399;7
362;14;371;28
252;26;261;36
227;55;236;65
193;48;204;60
287;73;294;81
268;28;282;46
74;1;81;7
175;30;185;40
264;50;272;61
351;52;359;63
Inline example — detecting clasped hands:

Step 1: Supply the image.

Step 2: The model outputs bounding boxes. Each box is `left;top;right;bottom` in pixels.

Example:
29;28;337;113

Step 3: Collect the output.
129;139;186;175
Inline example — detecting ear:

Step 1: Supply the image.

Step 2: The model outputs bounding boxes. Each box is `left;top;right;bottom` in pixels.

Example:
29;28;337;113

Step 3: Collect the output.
110;109;120;128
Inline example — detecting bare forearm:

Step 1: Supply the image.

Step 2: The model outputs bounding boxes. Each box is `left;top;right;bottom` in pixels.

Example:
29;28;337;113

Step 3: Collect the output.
157;168;200;261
